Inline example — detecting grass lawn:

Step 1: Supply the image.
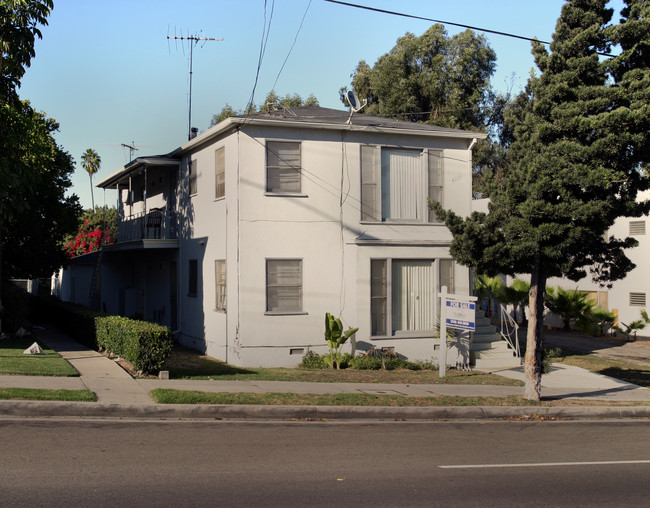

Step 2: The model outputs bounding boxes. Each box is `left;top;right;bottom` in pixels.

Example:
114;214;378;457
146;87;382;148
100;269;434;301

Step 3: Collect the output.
161;345;523;386
0;337;78;376
151;389;539;406
552;350;650;388
0;387;96;402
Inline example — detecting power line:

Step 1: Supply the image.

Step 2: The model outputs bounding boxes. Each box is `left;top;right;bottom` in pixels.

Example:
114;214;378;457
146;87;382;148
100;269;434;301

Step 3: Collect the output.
272;0;313;91
322;0;616;57
248;0;276;113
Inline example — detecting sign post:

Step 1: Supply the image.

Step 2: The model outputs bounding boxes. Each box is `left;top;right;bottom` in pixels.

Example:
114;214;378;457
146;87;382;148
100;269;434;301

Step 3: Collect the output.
438;287;477;378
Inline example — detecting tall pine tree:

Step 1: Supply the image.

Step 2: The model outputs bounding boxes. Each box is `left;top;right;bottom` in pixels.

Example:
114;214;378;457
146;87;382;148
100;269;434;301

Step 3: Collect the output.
432;0;650;400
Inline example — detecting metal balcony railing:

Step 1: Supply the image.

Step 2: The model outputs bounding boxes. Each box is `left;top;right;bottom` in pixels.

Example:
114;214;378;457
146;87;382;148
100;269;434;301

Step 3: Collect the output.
117;208;178;242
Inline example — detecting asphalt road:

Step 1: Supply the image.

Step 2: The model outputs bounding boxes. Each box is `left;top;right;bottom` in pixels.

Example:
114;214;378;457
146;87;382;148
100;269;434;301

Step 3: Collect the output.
1;418;649;507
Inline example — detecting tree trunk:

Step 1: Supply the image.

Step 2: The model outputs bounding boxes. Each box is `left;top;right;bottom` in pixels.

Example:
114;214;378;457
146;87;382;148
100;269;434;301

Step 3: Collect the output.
524;255;547;401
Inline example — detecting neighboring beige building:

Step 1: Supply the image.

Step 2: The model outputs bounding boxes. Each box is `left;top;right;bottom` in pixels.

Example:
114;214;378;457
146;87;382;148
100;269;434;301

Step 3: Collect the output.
62;107;489;367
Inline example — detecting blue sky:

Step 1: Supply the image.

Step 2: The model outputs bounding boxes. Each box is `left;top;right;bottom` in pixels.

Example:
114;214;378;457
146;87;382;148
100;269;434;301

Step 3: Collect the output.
20;0;625;209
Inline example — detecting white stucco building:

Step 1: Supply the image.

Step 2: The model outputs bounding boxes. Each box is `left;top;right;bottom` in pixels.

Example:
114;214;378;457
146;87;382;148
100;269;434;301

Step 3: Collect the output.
72;106;490;367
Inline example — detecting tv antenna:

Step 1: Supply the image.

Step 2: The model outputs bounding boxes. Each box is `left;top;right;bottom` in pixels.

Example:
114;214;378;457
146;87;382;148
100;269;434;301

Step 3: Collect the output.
168;28;223;140
121;142;139;162
346;89;367;124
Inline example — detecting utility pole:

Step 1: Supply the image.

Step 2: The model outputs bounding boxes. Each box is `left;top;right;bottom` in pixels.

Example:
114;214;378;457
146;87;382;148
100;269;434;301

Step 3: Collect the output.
167;30;223;141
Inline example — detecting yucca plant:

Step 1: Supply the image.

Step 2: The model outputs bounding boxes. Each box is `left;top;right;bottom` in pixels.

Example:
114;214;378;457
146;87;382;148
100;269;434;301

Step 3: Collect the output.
324;313;358;370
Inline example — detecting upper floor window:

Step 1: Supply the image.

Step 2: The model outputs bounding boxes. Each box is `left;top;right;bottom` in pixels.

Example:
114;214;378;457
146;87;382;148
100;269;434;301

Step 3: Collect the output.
630;292;646;307
189;159;198;196
266;141;301;194
361;146;442;223
215;147;225;199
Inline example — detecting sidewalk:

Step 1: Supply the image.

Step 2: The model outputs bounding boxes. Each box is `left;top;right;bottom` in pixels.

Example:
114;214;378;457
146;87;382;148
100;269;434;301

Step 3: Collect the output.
1;324;650;420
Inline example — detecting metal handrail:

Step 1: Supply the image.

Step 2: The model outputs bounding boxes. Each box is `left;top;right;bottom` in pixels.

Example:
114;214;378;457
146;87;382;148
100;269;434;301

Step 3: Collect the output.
473;274;521;359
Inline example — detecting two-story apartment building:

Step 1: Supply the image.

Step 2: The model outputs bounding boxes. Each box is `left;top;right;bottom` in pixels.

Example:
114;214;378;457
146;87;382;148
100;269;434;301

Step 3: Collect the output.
87;106;487;367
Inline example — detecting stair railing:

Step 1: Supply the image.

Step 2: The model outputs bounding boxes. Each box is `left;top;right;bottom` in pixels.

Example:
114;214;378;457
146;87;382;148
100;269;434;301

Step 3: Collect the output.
474;275;521;360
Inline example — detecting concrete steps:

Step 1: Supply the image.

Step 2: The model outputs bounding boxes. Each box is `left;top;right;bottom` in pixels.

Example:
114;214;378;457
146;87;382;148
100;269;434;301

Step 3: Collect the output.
471;312;521;368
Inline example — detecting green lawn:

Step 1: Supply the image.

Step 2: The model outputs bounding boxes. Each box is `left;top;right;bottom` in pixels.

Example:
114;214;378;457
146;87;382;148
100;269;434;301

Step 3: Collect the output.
163;345;523;386
150;389;539;406
0;387;96;402
0;337;79;376
552;350;650;388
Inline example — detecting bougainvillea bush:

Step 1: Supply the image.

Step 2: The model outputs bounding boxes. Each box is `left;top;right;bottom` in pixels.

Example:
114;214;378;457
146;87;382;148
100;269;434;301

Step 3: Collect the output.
64;207;117;258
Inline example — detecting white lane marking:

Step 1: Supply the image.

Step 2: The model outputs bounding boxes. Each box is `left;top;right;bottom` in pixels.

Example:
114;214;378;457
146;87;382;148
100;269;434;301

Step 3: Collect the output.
439;460;650;469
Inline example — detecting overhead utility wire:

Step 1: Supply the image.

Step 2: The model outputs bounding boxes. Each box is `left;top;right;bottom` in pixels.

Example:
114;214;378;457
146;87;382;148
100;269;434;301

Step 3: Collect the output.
272;0;312;91
247;0;276;113
323;0;615;58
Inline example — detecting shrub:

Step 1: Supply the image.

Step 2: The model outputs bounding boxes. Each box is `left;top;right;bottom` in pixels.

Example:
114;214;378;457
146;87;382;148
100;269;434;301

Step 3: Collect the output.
2;282;33;332
32;294;104;349
300;350;327;369
95;316;173;373
349;355;383;370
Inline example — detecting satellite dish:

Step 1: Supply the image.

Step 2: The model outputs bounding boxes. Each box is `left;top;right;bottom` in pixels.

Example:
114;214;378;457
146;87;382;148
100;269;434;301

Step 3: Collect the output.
346;90;362;112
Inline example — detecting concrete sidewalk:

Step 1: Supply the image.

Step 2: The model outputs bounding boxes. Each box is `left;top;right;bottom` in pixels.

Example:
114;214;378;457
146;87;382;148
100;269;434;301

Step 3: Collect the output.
1;324;650;420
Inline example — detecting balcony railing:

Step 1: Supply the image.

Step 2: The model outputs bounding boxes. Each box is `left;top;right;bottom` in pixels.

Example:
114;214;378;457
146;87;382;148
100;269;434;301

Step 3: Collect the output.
118;208;178;242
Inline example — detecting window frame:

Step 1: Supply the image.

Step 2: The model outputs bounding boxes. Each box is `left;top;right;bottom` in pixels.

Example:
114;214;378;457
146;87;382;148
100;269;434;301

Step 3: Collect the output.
265;258;304;315
215;147;225;200
189;159;198;196
370;258;454;338
361;145;443;223
215;259;226;311
265;140;302;195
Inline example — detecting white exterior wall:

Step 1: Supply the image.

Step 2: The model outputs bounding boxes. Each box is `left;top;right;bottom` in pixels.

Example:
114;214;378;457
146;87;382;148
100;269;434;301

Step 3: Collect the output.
544;190;650;334
173;122;476;367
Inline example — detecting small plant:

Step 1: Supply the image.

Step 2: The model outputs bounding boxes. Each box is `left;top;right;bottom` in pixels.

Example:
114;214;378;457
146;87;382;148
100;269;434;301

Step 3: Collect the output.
545;287;595;331
542;347;562;375
324;313;358;370
614;309;650;342
300;350;327;369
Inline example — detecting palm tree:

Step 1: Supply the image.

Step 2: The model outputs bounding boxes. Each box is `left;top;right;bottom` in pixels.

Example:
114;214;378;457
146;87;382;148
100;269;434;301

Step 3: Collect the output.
81;148;101;210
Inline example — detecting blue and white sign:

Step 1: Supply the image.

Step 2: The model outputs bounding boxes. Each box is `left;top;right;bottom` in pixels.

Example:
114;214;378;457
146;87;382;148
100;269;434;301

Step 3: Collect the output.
444;300;476;331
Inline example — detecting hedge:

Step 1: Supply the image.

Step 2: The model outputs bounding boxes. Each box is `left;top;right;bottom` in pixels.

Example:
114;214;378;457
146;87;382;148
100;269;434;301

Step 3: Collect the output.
95;315;173;374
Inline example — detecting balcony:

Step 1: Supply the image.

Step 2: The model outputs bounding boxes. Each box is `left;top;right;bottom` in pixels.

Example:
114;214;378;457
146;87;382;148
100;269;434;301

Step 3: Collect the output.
117;208;178;243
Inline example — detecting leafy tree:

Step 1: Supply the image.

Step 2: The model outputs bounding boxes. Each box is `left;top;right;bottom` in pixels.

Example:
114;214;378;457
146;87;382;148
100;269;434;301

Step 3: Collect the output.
3;133;81;278
340;24;508;192
210;91;319;127
64;206;117;258
0;0;52;102
81;148;101;210
432;0;650;401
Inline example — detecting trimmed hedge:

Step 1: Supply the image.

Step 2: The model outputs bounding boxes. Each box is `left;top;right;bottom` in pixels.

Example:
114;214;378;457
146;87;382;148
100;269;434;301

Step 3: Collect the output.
30;294;104;349
95;316;173;374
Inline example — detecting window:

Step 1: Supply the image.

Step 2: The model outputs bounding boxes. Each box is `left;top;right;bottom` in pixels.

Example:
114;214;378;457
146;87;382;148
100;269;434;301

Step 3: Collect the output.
371;259;453;336
361;146;442;222
630;292;646;307
189;159;198;196
266;259;302;313
215;260;226;311
215;147;225;199
629;220;646;236
266;141;301;193
188;259;198;297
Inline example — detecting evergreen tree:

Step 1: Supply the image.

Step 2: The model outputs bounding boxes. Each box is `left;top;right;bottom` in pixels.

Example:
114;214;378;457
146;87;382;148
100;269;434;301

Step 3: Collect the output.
432;0;650;400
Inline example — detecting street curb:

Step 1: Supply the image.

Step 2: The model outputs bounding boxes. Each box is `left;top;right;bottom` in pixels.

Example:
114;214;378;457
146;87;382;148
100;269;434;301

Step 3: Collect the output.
1;401;650;420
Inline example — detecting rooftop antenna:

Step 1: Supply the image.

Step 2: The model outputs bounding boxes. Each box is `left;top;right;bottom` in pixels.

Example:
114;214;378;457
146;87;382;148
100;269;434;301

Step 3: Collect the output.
346;89;367;124
167;27;223;141
121;142;139;162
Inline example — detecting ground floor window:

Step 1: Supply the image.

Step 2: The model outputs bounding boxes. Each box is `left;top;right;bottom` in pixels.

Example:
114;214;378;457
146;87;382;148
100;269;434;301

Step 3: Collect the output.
215;260;226;311
266;259;302;313
370;258;454;336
